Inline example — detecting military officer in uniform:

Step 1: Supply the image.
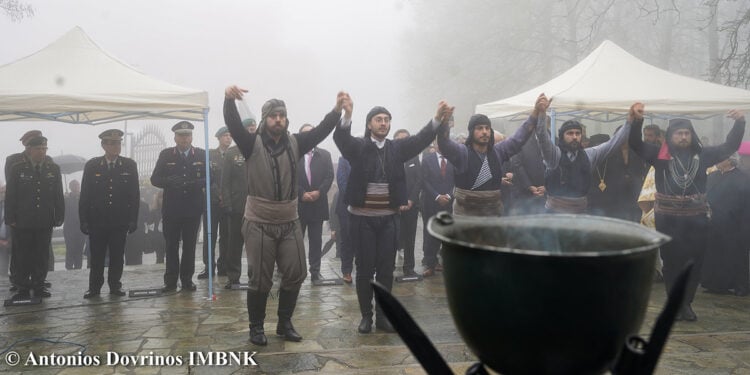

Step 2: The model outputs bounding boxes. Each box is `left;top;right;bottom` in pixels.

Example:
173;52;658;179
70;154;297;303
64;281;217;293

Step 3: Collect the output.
80;129;140;298
4;130;54;291
221;118;256;288
4;136;64;298
198;127;231;279
150;121;207;292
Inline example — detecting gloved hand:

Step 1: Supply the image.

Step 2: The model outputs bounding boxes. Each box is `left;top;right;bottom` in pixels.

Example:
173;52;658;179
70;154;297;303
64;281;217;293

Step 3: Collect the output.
80;222;90;235
128;222;138;234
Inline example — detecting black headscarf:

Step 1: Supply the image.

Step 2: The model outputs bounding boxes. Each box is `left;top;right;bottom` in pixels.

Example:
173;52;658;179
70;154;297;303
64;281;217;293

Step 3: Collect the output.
364;106;391;139
465;114;495;148
666;118;702;155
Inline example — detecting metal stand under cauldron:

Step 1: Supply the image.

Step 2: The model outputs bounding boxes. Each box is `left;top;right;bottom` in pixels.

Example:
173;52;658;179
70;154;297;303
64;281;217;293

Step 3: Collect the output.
373;213;691;375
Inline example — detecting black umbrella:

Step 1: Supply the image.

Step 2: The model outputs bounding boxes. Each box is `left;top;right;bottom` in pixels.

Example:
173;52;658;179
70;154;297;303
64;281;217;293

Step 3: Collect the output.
53;154;87;174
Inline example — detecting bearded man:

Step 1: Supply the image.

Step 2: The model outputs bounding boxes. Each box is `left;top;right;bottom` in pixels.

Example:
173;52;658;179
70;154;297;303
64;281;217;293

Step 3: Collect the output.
629;110;745;321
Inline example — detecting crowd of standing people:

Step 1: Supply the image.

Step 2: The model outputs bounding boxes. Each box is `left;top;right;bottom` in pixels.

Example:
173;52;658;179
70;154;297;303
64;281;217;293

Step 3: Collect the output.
1;90;747;343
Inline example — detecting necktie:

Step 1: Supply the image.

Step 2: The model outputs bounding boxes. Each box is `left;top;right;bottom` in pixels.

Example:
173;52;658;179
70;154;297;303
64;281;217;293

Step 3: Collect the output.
440;156;447;178
35;164;41;175
306;152;313;185
108;162;114;170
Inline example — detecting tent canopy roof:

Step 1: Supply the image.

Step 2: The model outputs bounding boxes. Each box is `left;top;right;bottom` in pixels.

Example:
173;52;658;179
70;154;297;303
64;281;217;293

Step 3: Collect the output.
476;40;750;120
0;26;208;125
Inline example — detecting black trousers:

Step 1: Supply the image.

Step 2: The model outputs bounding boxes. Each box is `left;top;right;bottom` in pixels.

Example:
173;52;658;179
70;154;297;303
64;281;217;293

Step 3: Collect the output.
7;236;16;284
64;231;86;270
202;207;228;273
163;215;201;287
1;238;10;282
224;213;245;283
337;210;354;275
655;213;708;305
88;225;128;292
12;226;52;290
124;230;145;266
351;214;399;318
421;210;441;268
398;208;419;272
300;218;324;274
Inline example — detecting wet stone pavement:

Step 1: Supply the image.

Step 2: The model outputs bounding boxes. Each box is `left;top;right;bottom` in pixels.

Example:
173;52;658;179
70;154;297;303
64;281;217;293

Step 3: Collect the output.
1;235;749;374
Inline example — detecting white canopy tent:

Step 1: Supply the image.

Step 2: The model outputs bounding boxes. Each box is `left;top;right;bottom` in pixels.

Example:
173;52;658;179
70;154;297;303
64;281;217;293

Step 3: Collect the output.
0;26;207;124
476;40;750;122
0;27;219;298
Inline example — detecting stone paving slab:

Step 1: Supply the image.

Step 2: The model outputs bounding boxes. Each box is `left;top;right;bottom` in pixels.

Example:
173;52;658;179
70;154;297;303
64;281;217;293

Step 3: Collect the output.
0;241;749;374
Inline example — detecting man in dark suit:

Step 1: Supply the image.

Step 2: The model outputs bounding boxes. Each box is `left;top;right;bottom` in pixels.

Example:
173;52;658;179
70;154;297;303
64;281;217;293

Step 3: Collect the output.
393;129;422;277
221;118;257;288
5;136;64;298
150;121;207;292
80;129;140;298
198;126;231;280
510;119;548;215
297;123;334;281
420;141;455;276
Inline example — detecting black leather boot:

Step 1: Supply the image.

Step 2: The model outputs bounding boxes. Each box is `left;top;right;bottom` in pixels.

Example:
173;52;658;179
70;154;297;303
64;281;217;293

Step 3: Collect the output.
358;316;373;333
680;303;697;322
247;290;269;345
276;289;303;342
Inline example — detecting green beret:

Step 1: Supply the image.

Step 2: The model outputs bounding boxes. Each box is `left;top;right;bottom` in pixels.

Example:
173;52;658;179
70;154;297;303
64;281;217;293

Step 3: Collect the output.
242;118;257;128
215;126;229;138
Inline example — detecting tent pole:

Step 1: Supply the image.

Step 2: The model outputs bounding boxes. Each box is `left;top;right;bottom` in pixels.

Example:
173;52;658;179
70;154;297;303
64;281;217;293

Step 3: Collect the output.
203;108;215;301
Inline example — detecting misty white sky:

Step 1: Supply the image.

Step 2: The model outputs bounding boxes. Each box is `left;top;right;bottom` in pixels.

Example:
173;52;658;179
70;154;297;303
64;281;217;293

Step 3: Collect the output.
0;0;419;184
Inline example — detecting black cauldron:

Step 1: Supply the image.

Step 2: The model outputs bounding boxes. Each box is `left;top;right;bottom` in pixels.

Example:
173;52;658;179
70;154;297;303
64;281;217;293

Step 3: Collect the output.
425;214;670;374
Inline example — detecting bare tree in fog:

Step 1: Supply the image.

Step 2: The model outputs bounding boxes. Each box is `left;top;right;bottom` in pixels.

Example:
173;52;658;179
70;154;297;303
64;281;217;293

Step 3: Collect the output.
399;0;749;127
1;0;33;22
705;0;750;88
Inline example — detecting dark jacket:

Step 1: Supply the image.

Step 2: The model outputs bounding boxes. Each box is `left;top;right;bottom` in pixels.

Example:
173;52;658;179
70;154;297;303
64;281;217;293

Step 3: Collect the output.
420;152;455;217
439;117;535;191
630;117;746;195
297;147;334;222
511;132;546;200
334;120;438;209
209;148;227;207
80;156;140;228
221;146;248;214
545;149;591;198
150;146;207;219
403;155;422;207
5;157;65;228
335;157;351;217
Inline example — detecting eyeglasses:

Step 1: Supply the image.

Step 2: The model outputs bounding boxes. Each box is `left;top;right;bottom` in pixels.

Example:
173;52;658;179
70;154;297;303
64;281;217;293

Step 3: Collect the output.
372;116;391;124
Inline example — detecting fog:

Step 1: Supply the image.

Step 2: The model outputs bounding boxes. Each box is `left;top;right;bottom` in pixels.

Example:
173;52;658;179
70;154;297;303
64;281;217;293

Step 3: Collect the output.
0;0;412;182
1;0;749;185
